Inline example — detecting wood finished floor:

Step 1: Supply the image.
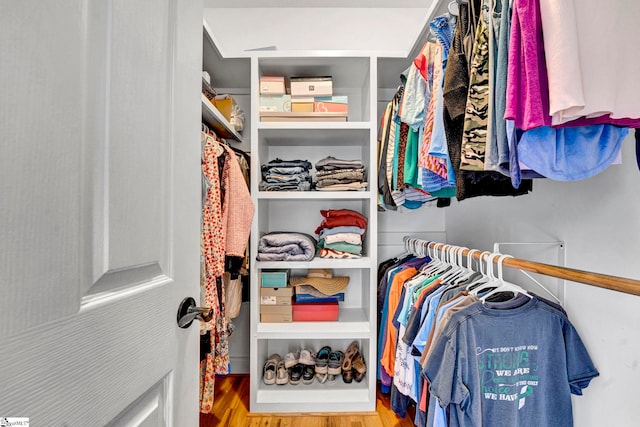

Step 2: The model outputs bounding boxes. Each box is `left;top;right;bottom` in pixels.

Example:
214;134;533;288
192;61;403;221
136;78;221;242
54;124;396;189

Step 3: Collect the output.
200;374;416;427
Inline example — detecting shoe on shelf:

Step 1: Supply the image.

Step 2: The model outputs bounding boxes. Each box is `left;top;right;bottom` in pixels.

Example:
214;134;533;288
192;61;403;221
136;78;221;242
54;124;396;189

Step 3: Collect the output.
289;363;304;385
276;360;288;385
316;372;329;384
263;353;281;385
352;352;367;382
284;351;299;369
328;350;344;376
299;348;316;365
342;341;360;383
314;346;332;374
302;365;316;385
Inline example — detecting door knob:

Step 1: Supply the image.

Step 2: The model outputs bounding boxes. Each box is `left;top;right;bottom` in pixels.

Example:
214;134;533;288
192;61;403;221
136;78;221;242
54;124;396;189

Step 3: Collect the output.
177;297;213;328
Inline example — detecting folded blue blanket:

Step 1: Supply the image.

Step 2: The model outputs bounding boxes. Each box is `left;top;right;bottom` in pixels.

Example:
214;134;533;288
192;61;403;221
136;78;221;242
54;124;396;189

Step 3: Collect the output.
257;232;317;261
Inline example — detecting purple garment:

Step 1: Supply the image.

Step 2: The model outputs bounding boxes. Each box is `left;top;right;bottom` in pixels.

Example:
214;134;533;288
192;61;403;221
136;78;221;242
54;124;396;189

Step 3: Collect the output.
504;0;549;131
505;0;640;130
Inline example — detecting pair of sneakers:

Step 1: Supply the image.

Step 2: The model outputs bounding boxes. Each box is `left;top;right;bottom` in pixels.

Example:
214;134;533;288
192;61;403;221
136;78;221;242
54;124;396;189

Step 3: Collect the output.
284;349;315;368
314;346;345;383
263;354;288;385
284;349;316;385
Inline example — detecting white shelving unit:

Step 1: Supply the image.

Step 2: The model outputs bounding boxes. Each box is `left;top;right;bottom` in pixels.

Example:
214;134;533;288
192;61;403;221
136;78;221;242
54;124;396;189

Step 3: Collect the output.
249;53;379;413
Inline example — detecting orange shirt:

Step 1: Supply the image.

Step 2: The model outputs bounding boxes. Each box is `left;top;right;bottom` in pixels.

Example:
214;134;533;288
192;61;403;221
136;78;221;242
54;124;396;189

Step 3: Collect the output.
380;267;418;377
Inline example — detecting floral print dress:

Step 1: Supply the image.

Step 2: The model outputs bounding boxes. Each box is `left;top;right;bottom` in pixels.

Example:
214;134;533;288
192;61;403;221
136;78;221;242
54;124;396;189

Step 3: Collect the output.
199;133;230;413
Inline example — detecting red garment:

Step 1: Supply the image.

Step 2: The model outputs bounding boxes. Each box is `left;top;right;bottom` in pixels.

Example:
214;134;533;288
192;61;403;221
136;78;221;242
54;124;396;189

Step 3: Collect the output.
320;209;368;223
420;380;428;412
315;209;368;234
315;216;368;234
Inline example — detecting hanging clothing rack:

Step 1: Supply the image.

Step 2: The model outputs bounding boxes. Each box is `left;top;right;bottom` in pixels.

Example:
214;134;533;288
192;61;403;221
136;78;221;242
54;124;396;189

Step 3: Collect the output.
403;236;640;297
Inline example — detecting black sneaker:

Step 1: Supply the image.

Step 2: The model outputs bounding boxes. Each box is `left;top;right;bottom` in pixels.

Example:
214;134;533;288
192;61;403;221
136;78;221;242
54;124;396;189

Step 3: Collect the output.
302;364;315;384
289;363;303;385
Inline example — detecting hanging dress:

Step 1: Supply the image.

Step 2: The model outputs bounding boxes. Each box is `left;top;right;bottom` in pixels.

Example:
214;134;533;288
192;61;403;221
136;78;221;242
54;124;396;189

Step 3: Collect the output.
199;133;229;413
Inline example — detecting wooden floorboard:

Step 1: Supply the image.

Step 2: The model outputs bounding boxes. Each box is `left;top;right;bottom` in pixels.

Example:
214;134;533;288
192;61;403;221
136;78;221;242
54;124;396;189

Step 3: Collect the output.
200;375;416;427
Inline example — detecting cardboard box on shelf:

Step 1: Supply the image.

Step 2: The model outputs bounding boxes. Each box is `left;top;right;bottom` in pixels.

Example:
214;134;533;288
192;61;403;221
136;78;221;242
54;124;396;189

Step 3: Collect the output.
291;102;314;112
314;96;348;114
261;312;293;323
260;286;293;306
260;76;286;95
290;76;333;97
260;304;292;323
292;301;339;321
259;112;348;122
212;95;233;121
261;270;289;288
259;94;292;112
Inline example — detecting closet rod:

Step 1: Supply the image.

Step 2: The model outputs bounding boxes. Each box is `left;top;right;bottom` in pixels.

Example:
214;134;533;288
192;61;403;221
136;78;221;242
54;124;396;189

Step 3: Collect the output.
412;240;640;297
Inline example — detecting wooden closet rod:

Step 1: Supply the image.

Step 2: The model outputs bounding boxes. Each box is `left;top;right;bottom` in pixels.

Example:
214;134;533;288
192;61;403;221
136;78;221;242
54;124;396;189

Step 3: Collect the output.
417;241;640;297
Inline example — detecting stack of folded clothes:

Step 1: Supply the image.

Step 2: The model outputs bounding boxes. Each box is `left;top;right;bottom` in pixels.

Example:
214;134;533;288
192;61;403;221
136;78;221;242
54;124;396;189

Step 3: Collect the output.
256;232;317;261
259;158;313;191
314;209;367;259
314;156;367;191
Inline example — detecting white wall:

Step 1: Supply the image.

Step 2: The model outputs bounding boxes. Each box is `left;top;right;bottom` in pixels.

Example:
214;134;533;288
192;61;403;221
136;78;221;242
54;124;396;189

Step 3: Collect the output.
445;133;640;427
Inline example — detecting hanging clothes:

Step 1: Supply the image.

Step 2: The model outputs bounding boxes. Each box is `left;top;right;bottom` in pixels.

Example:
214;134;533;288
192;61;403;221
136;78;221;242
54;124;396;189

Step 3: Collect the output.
443;0;532;200
199;131;254;413
537;0;640;125
200;132;227;413
460;0;491;171
376;246;599;427
504;0;629;186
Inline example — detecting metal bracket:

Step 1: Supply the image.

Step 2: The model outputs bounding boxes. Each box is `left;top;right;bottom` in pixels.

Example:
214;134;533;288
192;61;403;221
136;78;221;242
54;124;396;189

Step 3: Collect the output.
492;241;566;303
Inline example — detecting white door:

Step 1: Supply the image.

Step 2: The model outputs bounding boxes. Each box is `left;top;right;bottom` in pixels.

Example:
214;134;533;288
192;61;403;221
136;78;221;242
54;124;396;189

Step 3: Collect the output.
0;0;203;425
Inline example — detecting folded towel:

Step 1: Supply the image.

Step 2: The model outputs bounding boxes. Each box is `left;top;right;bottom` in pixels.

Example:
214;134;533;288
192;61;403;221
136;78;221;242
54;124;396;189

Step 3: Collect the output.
257;232;317;261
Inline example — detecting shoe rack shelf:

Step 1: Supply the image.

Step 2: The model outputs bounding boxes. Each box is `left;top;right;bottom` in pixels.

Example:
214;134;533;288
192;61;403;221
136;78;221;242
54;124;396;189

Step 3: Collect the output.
249;53;378;413
254;337;373;412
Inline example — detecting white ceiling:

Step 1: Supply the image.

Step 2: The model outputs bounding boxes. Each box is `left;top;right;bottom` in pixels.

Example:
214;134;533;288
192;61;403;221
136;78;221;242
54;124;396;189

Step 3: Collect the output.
203;1;440;58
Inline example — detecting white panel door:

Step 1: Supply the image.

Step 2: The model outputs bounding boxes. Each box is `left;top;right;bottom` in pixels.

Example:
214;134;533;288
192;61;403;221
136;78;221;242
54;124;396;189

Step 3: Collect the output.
0;0;203;425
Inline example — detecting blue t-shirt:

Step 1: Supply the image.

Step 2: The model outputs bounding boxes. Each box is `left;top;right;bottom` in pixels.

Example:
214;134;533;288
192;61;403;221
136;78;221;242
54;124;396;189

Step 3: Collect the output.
424;297;598;427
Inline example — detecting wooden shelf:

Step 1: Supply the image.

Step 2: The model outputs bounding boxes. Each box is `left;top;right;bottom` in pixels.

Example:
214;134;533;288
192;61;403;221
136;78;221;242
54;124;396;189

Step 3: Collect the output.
201;94;242;142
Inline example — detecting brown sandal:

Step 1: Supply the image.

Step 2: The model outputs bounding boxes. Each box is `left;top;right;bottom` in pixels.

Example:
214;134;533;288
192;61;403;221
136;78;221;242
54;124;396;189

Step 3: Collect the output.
352;352;366;382
342;341;359;383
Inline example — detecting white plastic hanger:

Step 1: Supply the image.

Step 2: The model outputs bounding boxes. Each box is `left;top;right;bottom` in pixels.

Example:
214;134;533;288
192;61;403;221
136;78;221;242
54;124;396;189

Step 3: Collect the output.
420;243;444;275
438;245;464;283
444;246;470;284
451;246;475;285
465;251;492;289
468;252;500;293
480;254;532;302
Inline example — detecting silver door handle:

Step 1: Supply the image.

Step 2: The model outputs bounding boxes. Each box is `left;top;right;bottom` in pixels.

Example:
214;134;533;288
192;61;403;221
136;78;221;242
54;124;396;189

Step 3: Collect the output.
177;297;213;328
